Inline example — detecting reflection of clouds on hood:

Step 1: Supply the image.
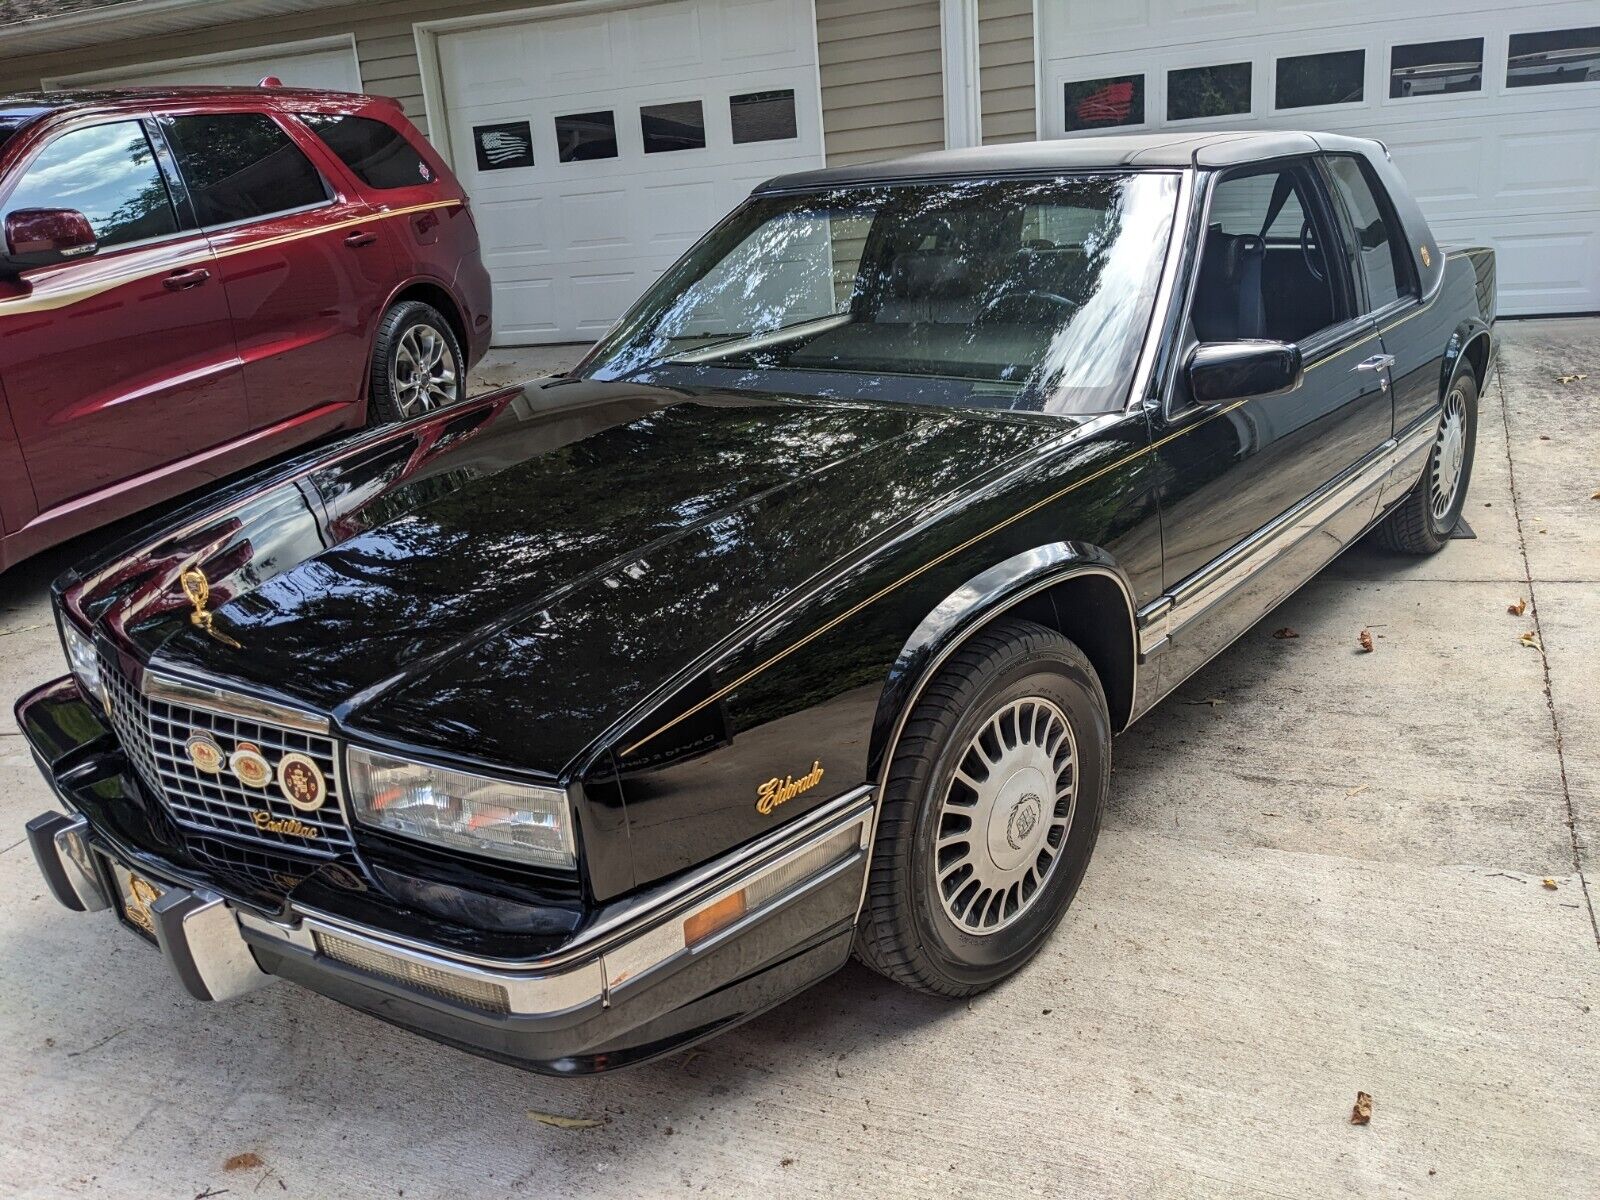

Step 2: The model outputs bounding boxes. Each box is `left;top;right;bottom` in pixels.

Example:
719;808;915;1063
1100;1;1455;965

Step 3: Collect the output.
1034;176;1178;411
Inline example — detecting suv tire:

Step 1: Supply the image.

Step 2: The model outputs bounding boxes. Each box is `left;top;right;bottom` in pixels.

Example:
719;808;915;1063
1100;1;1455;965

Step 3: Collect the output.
368;301;465;425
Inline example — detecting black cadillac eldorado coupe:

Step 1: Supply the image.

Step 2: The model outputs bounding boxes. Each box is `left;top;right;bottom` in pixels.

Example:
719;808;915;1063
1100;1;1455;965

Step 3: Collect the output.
22;132;1494;1075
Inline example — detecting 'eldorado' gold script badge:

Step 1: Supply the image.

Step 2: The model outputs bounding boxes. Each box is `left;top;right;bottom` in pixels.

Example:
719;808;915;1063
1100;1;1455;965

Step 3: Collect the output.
756;760;825;815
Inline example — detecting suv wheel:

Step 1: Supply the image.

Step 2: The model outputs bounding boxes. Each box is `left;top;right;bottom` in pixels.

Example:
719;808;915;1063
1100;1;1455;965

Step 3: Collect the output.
368;301;464;424
855;618;1110;997
1375;371;1478;554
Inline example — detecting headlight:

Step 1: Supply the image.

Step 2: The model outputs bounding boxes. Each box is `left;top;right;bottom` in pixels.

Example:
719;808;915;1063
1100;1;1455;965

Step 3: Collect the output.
58;615;103;706
346;747;576;870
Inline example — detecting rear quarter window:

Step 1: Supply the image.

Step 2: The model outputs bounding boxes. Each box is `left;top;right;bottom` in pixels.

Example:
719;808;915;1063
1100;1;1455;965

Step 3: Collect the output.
299;113;432;190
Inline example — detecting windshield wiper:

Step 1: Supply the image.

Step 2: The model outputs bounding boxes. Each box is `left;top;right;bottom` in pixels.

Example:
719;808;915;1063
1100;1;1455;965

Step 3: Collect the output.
662;312;853;365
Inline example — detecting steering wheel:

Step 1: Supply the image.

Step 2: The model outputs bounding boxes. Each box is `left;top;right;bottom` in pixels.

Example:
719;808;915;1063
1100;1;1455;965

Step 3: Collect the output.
1300;218;1326;282
981;288;1075;323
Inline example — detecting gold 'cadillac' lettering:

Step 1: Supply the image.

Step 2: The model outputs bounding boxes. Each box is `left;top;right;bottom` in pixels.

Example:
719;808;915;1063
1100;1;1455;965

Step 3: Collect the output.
756;761;825;815
252;810;321;839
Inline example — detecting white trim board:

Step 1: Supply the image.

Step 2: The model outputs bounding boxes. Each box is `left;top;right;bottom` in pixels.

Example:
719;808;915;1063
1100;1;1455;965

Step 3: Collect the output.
42;33;363;92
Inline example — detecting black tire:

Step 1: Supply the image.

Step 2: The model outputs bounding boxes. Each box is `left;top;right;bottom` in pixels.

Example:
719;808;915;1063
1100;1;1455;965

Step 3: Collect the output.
1375;371;1478;554
367;300;465;426
855;618;1110;997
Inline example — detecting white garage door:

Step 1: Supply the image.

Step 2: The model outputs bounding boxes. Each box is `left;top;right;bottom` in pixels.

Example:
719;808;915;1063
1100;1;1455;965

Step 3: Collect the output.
1038;0;1600;315
43;38;363;94
434;0;824;345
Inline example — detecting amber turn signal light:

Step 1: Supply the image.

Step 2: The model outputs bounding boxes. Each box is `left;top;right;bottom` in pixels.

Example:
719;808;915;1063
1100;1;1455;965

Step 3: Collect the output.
682;890;747;946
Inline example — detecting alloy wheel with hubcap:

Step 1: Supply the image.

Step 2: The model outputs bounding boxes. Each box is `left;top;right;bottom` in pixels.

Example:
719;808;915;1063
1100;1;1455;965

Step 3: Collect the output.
390;323;460;418
1430;385;1468;522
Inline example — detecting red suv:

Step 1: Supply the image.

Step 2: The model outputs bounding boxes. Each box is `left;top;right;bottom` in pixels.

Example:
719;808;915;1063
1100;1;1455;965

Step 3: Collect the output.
0;86;491;571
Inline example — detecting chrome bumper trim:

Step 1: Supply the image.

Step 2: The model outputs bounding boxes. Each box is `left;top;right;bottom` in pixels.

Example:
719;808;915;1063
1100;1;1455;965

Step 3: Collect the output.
151;887;274;1003
26;812;110;913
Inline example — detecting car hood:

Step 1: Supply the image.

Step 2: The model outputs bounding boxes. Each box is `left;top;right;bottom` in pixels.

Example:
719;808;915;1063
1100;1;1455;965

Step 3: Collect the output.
80;379;1066;775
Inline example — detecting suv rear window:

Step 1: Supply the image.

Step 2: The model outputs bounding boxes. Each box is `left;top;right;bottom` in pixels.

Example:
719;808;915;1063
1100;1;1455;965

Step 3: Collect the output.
163;113;328;226
299;113;432;190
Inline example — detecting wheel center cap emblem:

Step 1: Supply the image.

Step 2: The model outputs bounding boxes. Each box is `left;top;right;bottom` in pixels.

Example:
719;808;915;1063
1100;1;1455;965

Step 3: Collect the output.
1006;793;1041;851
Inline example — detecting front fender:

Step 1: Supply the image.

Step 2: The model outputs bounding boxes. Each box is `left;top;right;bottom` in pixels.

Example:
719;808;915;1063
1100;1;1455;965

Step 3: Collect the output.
866;543;1136;779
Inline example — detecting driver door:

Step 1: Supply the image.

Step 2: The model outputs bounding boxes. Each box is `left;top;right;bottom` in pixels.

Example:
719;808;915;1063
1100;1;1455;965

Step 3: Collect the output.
1145;157;1393;693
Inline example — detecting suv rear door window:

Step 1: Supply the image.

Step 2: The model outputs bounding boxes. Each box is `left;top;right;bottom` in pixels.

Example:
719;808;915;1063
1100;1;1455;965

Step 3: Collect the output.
5;120;177;250
163;113;328;226
1322;155;1413;311
299;113;432;189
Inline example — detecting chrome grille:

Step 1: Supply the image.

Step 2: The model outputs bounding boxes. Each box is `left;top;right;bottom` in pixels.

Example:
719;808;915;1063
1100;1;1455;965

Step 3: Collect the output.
99;652;351;856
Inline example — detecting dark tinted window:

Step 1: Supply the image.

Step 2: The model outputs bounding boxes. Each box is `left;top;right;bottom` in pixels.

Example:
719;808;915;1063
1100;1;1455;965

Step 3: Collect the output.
300;113;431;189
1324;154;1413;310
1064;75;1144;131
1168;62;1251;119
1390;38;1483;97
641;101;705;153
164;113;327;226
6;120;177;249
1276;49;1365;108
730;90;797;143
555;111;617;162
1508;26;1600;87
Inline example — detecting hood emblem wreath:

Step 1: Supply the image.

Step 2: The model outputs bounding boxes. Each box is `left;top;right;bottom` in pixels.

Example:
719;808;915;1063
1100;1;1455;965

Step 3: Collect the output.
180;567;240;649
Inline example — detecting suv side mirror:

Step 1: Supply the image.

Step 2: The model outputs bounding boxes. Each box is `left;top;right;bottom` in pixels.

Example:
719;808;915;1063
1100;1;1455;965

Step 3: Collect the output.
1;208;97;275
1187;340;1302;405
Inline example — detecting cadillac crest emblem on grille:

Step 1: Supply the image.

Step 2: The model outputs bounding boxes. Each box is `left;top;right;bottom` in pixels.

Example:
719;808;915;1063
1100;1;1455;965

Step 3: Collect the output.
277;752;327;812
230;743;272;789
185;733;225;774
179;566;240;649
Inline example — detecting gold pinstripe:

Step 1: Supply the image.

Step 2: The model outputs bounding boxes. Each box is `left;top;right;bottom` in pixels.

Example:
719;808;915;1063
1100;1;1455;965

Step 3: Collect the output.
0;199;460;318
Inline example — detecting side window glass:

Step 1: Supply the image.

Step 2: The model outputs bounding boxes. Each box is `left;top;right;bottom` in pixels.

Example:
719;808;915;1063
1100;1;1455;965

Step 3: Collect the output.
5;121;177;250
1323;155;1413;310
1193;166;1340;345
299;114;432;190
164;113;328;226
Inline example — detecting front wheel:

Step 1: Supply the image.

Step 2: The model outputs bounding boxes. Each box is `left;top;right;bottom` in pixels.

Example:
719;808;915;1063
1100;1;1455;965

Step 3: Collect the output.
1375;371;1478;554
368;301;465;425
855;619;1110;997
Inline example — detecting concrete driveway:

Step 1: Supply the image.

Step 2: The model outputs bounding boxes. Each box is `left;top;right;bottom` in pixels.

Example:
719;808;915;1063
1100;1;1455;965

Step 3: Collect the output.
2;320;1595;1198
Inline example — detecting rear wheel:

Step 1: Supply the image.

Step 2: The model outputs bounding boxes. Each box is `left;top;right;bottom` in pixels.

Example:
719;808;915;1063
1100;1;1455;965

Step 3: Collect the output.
368;301;464;425
1375;371;1478;554
855;619;1110;997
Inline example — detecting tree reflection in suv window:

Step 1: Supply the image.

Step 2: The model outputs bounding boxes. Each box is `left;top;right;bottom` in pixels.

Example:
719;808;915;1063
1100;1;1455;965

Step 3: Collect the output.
5;121;177;249
163;113;328;226
580;173;1180;416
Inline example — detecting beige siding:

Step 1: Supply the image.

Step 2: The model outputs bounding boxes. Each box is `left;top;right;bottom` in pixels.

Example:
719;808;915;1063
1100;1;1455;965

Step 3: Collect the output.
2;0;951;167
979;0;1035;144
815;0;943;164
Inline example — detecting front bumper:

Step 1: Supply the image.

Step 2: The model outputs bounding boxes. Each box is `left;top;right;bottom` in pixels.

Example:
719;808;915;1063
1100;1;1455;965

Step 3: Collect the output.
20;676;872;1074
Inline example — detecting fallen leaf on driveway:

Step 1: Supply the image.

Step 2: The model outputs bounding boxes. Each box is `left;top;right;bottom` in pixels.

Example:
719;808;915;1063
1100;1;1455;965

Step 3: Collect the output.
1507;598;1527;617
1592;489;1600;500
1350;1092;1373;1125
1346;784;1369;798
1543;878;1559;890
1184;697;1226;707
1518;630;1541;649
1556;373;1588;384
528;1110;609;1130
1272;627;1299;640
1357;629;1374;653
224;1153;263;1172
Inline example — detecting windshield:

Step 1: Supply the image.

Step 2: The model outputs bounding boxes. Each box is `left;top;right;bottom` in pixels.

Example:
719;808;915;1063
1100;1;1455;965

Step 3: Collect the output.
579;172;1179;414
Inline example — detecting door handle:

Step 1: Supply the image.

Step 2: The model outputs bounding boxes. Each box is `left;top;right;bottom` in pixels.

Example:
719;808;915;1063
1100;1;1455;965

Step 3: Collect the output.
344;231;378;248
162;267;210;290
1353;354;1395;372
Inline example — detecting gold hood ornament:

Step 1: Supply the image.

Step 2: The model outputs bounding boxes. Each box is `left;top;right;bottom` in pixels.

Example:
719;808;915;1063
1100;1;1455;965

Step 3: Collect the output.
180;567;240;649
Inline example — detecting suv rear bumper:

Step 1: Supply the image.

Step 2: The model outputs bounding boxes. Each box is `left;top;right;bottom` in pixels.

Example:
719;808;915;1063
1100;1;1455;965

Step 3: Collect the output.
21;677;870;1074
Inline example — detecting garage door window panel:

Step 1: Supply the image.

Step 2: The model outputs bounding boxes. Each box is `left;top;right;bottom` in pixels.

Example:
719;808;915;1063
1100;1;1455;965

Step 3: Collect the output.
1321;155;1415;314
556;111;618;162
298;114;432;190
1064;75;1145;132
1168;63;1252;121
1389;38;1483;99
1275;50;1365;110
5;121;179;250
1192;163;1351;349
730;90;798;143
162;114;329;227
641;101;706;154
1507;26;1600;88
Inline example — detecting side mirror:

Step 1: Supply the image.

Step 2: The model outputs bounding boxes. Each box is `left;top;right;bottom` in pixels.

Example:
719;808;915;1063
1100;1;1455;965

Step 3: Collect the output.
1;208;97;275
1186;340;1302;405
